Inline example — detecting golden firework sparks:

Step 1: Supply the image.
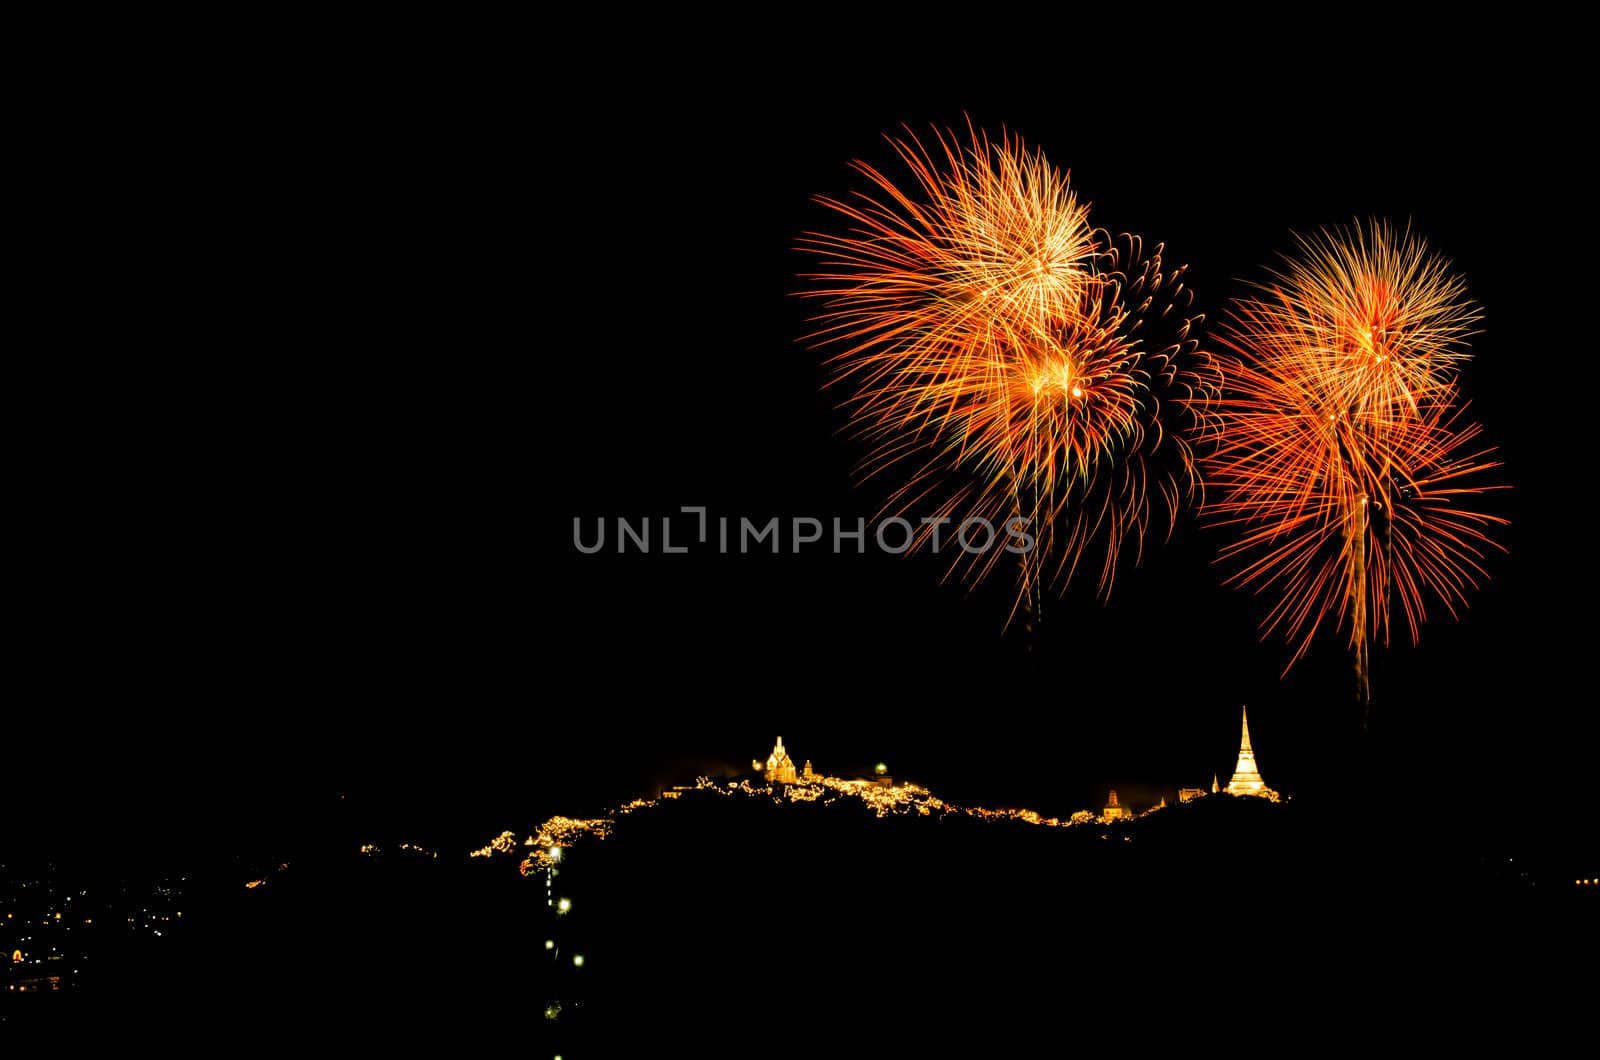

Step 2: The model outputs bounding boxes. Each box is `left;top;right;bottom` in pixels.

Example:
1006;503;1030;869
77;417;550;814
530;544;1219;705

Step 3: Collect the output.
1196;220;1507;702
798;122;1209;620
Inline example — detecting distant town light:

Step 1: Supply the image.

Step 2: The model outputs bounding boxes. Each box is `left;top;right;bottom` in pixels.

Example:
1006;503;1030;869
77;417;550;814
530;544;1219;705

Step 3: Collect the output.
572;954;585;968
874;762;888;776
544;939;555;950
549;846;562;862
556;898;572;914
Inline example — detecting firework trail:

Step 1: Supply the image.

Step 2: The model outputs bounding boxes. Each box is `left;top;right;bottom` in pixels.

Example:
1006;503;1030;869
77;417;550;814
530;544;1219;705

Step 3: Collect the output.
1196;220;1507;703
798;123;1207;622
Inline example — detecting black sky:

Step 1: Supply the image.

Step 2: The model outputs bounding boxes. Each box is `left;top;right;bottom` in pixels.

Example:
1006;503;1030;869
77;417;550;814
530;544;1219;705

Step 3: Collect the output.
13;30;1593;861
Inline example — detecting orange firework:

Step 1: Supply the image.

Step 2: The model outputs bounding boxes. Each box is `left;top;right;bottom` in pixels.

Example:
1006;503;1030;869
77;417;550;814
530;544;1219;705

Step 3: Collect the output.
1197;220;1507;702
799;124;1207;620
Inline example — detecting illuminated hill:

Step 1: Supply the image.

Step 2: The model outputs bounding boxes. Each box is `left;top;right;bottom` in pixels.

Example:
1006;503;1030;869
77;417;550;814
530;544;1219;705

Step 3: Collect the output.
512;777;1583;1043
520;778;1312;1032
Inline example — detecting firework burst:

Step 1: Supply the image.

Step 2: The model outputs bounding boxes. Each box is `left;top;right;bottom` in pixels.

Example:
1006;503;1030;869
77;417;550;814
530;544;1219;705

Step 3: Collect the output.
798;124;1207;621
1197;220;1507;702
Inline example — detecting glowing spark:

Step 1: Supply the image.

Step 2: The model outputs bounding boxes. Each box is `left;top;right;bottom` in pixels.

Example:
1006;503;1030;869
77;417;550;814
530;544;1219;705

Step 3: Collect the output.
1196;219;1507;703
798;122;1209;617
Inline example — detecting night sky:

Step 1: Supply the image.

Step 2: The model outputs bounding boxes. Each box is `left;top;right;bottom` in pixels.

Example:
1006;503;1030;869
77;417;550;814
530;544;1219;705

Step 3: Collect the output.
14;32;1592;866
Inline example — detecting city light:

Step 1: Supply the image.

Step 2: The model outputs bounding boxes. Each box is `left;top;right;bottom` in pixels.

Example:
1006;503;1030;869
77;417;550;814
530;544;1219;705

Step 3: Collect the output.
469;830;519;858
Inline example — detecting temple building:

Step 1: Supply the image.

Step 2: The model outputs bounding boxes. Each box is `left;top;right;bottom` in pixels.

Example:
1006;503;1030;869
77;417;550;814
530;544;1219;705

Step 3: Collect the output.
1178;788;1208;803
1102;789;1134;820
765;736;798;784
1224;707;1279;800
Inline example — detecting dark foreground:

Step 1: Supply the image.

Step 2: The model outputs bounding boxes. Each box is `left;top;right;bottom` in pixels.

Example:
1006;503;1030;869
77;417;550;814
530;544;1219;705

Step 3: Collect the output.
3;791;1591;1048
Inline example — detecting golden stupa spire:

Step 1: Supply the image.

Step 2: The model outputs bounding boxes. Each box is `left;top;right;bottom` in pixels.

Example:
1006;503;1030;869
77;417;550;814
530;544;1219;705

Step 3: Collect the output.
1226;705;1275;798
